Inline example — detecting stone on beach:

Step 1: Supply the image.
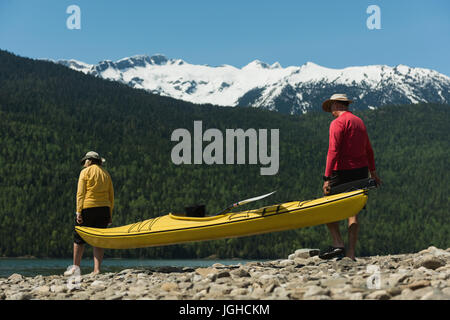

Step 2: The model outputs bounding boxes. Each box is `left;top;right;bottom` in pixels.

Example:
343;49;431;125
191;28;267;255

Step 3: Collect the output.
414;256;446;270
1;247;450;300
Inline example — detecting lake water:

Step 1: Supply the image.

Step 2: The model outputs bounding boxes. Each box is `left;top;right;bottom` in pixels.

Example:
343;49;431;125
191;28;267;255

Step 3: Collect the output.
0;258;263;278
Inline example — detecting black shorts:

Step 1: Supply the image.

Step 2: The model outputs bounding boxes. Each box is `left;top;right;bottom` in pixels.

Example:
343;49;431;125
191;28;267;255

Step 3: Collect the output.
74;206;110;244
329;166;369;190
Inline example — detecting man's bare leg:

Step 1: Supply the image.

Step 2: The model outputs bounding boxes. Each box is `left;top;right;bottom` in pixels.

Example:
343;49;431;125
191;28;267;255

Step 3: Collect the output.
347;215;359;260
326;221;345;248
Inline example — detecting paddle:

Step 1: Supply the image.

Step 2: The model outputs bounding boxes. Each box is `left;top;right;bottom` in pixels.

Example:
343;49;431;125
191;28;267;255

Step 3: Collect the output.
213;191;276;216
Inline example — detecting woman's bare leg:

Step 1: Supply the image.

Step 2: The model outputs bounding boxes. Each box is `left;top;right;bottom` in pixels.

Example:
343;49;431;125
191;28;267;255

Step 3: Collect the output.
93;247;104;274
73;243;84;267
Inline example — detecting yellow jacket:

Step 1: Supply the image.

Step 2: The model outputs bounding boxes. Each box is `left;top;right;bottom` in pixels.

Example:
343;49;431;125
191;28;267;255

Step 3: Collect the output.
76;164;114;214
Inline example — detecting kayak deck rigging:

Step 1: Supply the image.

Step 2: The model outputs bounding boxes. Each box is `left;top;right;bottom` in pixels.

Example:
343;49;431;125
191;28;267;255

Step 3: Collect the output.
125;199;313;233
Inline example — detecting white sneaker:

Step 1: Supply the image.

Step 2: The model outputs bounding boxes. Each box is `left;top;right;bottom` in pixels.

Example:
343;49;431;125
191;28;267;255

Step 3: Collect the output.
64;266;79;276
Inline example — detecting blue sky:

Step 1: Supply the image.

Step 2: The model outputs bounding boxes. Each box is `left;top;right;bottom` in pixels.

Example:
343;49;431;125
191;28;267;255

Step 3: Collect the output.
1;0;449;75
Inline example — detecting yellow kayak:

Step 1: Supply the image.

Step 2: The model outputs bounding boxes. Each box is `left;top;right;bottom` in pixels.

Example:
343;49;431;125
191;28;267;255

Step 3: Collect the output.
75;189;368;249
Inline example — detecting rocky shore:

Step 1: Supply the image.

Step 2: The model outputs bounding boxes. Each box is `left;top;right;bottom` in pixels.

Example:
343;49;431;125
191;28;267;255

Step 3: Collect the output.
1;246;449;300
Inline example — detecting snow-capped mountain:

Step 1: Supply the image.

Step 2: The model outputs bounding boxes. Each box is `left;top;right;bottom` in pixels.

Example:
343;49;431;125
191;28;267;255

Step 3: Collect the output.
57;54;450;114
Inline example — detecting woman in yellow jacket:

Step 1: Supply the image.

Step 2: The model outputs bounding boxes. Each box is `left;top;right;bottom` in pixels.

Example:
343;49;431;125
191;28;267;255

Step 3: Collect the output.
66;151;114;275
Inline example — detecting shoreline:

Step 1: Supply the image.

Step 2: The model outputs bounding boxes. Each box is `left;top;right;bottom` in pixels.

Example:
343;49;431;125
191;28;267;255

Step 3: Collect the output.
0;250;431;260
1;246;449;300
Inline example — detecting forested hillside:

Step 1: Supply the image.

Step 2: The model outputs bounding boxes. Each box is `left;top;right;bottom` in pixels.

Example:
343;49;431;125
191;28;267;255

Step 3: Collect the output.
0;50;448;259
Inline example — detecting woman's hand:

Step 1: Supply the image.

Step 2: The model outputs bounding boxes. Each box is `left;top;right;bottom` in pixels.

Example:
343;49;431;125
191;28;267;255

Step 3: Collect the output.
76;212;83;224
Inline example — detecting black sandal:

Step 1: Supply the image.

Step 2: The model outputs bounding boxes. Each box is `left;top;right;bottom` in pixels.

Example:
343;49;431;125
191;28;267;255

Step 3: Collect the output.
318;246;345;260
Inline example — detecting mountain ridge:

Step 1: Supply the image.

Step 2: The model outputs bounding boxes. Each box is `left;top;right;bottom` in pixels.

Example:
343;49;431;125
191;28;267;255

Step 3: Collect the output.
56;53;450;114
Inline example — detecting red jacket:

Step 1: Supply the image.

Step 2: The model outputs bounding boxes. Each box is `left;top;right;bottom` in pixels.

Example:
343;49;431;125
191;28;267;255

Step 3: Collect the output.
325;111;375;177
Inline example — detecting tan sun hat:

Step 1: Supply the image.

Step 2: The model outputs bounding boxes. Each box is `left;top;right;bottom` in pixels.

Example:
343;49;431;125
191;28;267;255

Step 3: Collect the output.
80;151;106;165
322;93;353;112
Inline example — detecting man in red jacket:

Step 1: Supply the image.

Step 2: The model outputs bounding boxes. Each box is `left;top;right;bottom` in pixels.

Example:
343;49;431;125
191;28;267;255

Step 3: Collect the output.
319;94;382;261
